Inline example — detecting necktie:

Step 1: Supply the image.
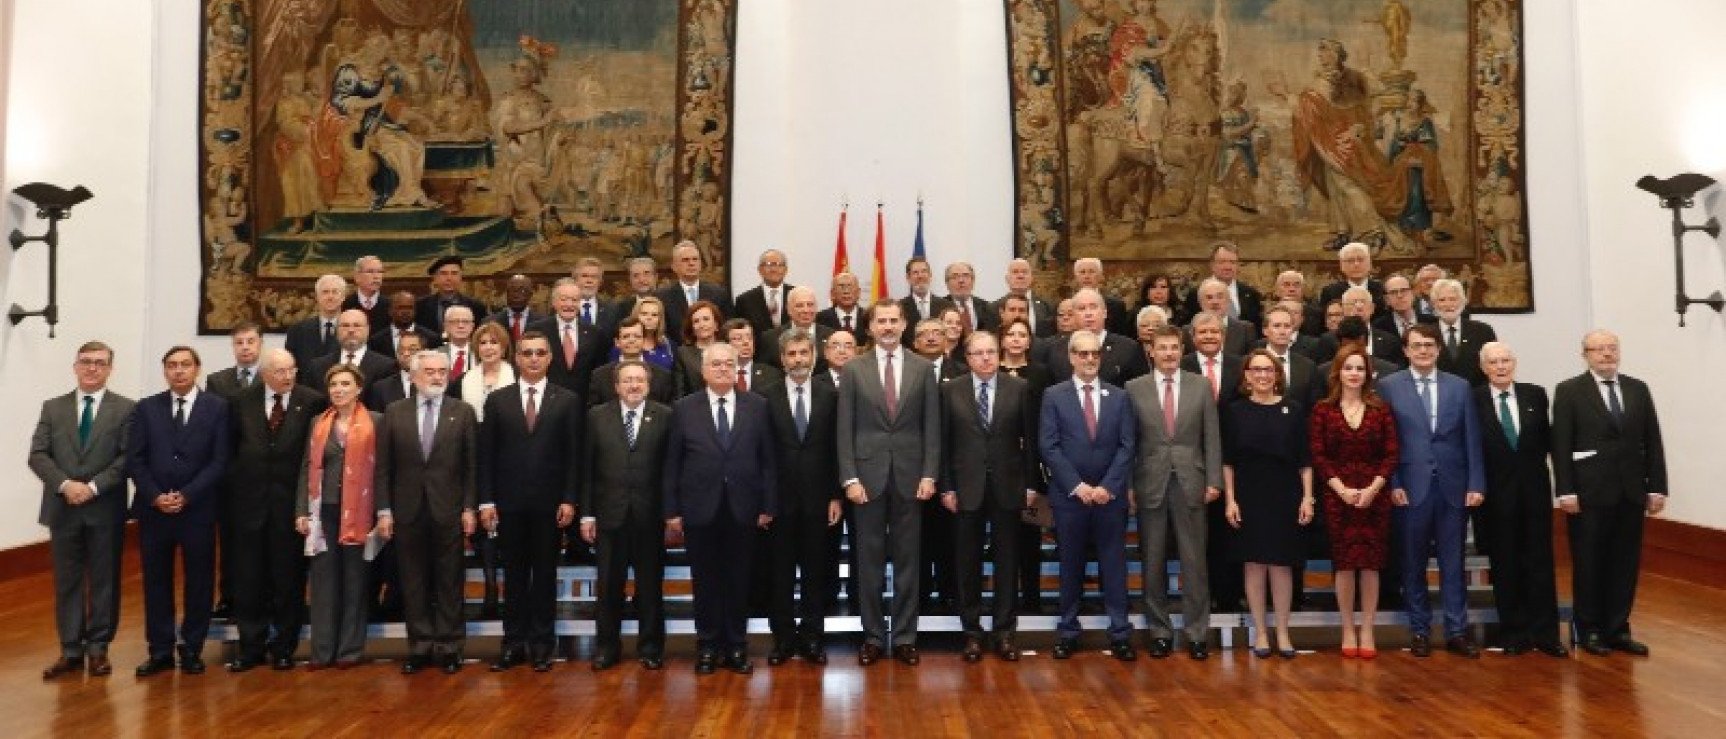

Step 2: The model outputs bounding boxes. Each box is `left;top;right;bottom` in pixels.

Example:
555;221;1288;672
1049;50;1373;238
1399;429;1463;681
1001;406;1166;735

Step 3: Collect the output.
345;351;356;366
958;299;972;329
1447;325;1460;359
269;393;285;433
175;397;187;428
977;380;991;430
420;399;437;459
625;408;638;449
582;301;594;327
687;285;698;306
883;352;898;420
737;367;749;393
918;297;928;319
768;290;781;327
1026;296;1038;332
322;321;334;347
239;368;251;387
1417;377;1435;432
452;348;467;376
1162;377;1176;438
78;396;94;447
524;386;539;433
794;386;808;441
1081;384;1098;441
511;312;524;340
1604;380;1624;425
715;397;731;446
842;313;853;331
1497;391;1518;450
1227;291;1240;321
562;324;576;367
1204;357;1219;400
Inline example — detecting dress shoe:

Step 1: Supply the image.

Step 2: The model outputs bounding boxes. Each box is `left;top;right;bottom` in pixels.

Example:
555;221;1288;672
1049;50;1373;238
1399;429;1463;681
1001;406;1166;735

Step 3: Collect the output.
1110;641;1137;662
1535;641;1571;658
996;638;1019;662
400;656;428;675
1502;640;1531;656
726;650;754;675
271;656;296;671
1187;641;1209;661
803;644;828;665
1610;637;1650;656
893;645;920;666
858;643;882;666
441;655;463;674
226;656;261;673
1579;633;1612;657
1147;637;1173;659
1445;635;1481;659
1409;633;1432;658
1052;638;1078;660
962;638;984;663
179;653;207;675
532;658;554;672
695;650;718;675
1252;647;1273;659
135;655;176;677
88;654;112;677
640;654;665;670
1278;648;1298;660
42;657;83;680
591;654;619;672
1341;646;1359;659
491;648;525;672
767;643;795;666
1358;646;1378;660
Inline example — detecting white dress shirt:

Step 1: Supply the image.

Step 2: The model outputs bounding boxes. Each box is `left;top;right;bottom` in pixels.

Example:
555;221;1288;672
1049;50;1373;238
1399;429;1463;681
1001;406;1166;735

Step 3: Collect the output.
875;345;904;392
1489;383;1519;438
707;388;738;428
1410;368;1439;431
67;389;109;497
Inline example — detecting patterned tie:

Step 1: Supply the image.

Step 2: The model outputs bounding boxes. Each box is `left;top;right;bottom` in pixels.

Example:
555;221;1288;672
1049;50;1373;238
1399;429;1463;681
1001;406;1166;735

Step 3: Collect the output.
1497;390;1518;450
1161;377;1176;438
957;299;972;330
511;311;524;340
78;396;94;447
737;367;749;393
524;386;539;433
977;379;991;430
794;385;808;441
625;408;638;450
1417;377;1435;432
842;313;853;331
452;348;467;376
269;392;285;433
174;397;187;428
768;289;781;327
238;368;251;387
1204;357;1219;400
562;324;577;368
582;301;594;327
882;352;898;420
420;399;437;460
1081;384;1098;441
1604;380;1624;426
715;397;731;446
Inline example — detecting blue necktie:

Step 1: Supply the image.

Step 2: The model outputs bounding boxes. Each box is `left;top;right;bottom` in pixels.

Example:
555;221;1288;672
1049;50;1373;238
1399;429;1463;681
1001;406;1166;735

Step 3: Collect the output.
582;301;594;327
977;380;991;430
715;397;731;446
625;408;638;450
1497;391;1518;450
1604;380;1624;426
794;386;808;442
1417;377;1435;432
78;396;94;447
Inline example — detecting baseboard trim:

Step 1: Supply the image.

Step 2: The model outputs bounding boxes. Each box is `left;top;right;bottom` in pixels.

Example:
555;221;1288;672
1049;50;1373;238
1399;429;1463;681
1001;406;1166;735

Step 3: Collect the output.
0;523;138;583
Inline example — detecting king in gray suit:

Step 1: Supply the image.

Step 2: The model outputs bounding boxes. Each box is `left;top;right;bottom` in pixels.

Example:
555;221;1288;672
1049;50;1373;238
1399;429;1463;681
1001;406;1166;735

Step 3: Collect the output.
29;341;136;679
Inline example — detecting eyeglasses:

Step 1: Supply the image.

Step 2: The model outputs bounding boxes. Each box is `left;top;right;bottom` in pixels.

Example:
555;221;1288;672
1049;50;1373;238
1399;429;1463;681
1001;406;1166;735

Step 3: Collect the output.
1070;349;1102;358
76;358;111;368
517;349;551;357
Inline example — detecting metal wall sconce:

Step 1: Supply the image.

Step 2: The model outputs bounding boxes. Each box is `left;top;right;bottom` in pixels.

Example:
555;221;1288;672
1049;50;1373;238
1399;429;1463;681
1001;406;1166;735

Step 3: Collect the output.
7;183;93;338
1636;173;1722;327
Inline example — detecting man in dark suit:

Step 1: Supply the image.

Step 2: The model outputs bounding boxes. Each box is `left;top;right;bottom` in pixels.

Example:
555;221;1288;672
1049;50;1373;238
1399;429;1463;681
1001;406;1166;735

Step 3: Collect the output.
665;342;778;675
723;318;783;394
941;331;1037;662
303;309;397;389
838;301;943;666
815;271;865;335
478;332;582;672
1073;257;1134;337
1183;280;1255;356
1473;342;1567;657
943;261;999;334
342;255;391;333
206;321;262;620
375;350;479;674
532;278;605;403
1381;324;1487;658
914;319;966;383
761;287;834;373
1552;330;1667;657
369;290;442;356
1258;305;1320;408
224;348;327;672
129;346;232;676
897;257;953;348
1431;278;1497;387
760;332;842;666
284;274;347;371
1413;264;1445;320
1274;270;1327;340
1315;318;1401;391
733;249;793;339
1373;274;1437;339
603;256;661;332
996;258;1056;337
1313;287;1404;366
996;293;1036;339
367;332;424;410
484;274;542;342
414;256;489;335
571;257;614;335
1039;288;1148;385
587;317;678;406
580;361;673;670
1317;242;1387;322
656;241;732;341
1180;242;1264;330
1040;329;1139;661
30;341;136;680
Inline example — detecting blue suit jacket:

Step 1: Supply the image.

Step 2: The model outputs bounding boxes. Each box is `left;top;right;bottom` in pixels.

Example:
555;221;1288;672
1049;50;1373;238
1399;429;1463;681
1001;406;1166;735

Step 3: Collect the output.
664;391;778;527
1038;379;1137;511
1381;369;1485;508
127;390;232;524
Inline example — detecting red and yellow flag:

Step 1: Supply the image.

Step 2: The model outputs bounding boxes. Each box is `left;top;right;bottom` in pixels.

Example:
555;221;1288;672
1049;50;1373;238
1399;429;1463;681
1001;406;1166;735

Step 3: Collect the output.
870;204;889;304
832;205;850;276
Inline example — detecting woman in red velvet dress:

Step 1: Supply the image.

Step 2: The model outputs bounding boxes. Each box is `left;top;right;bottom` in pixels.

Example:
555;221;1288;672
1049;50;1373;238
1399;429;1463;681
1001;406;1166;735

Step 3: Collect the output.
1308;344;1399;658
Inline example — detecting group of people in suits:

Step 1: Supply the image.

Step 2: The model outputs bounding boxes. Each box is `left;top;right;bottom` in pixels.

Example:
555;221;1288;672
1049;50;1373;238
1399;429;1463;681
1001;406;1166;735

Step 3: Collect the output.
27;240;1669;681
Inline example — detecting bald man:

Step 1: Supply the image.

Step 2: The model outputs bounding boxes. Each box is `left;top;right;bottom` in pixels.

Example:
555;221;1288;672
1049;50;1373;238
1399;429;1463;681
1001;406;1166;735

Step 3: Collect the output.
734;249;794;338
994;258;1056;337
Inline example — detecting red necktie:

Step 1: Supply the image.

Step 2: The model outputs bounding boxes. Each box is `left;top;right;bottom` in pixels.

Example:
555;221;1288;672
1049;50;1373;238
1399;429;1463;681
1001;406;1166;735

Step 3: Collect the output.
453;349;466;376
511;312;523;341
1204;357;1219;400
269;393;285;434
737;367;749;393
1082;384;1098;441
562;325;576;368
883;352;898;420
1162;377;1176;438
524;386;538;433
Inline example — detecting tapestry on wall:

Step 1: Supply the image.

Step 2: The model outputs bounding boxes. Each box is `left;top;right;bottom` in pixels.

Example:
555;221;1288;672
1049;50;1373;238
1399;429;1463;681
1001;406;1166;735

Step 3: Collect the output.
197;0;737;332
1003;0;1530;310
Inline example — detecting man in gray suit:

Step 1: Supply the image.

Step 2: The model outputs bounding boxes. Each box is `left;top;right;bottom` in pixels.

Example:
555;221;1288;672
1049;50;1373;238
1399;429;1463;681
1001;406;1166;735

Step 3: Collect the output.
376;350;478;674
837;301;941;666
1125;326;1223;660
30;341;136;679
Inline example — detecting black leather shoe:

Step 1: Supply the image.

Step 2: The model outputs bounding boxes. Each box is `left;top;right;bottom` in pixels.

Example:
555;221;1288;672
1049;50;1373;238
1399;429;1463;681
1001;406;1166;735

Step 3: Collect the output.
88;654;112;676
893;645;920;666
532;658;554;672
401;656;428;674
226;656;261;673
491;648;525;672
271;656;296;671
1147;638;1172;659
767;644;794;666
1446;635;1481;659
639;654;665;670
42;657;83;680
1409;633;1432;658
803;643;828;665
135;655;175;677
1502;640;1530;656
695;650;718;675
962;638;984;663
858;643;882;666
1579;633;1611;657
1535;641;1571;658
441;655;463;674
1052;638;1078;660
1110;641;1137;662
1610;636;1650;656
726;650;754;674
179;654;206;675
996;638;1020;662
1187;641;1209;661
591;654;618;672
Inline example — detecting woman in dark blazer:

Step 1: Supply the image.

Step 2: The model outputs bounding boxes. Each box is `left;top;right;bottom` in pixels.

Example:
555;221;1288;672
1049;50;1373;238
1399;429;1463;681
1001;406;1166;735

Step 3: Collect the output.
295;364;383;669
995;318;1051;613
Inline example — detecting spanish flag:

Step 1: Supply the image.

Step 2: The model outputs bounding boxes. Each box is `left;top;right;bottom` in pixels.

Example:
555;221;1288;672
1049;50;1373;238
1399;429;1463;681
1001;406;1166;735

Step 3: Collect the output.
870;203;889;304
832;205;850;276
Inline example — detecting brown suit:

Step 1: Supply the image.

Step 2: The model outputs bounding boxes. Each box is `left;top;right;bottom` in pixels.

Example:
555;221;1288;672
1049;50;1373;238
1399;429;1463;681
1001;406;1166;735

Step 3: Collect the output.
376;395;478;659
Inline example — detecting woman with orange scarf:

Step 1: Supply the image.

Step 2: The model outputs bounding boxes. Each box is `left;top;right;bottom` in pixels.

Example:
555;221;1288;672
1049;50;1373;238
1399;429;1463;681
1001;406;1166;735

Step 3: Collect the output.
295;364;382;669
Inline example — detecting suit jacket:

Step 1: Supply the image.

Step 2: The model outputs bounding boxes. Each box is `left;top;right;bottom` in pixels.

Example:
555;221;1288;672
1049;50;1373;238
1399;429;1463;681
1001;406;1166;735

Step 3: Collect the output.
225;383;328;530
1125;371;1223;508
29;390;136;527
581;400;673;527
836;349;943;496
1475;383;1553;503
1181;281;1265;331
1550;372;1667;506
1313;328;1405;367
479;383;582;512
761;379;842;516
759;323;834;372
1380;369;1486;507
1269;349;1321;409
205;366;255;402
1181;351;1244;408
1434;318;1498;387
1318;279;1387;321
128;390;232;524
656;281;733;341
992;293;1058;337
341;292;392;336
284;315;340;370
301;347;396;390
663;391;778;526
375;396;478;526
368;373;414;410
414;292;489;335
1038;379;1137;509
1104;295;1134;338
367;324;442;356
897;293;954;347
734;361;783;395
928;353;968;382
529;317;605;399
945;295;1000;334
941;373;1038;512
587;361;677;408
485;307;545;339
1372;311;1437;339
733;283;794;338
815;306;866;335
1183;318;1256;356
1038;331;1148;386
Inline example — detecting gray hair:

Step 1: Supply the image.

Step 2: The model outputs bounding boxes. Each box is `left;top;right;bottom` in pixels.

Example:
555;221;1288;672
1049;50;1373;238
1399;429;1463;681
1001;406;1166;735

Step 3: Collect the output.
701;341;738;365
1338;242;1371;261
408;349;449;373
1478;340;1514;366
1431;278;1467;302
1190;311;1224;329
315;274;347;292
778;330;816;357
1136;305;1169;325
1068;329;1102;351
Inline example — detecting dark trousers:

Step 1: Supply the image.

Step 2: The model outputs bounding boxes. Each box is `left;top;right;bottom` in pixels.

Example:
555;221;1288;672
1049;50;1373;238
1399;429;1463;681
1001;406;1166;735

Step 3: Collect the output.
1054;502;1131;641
369;541;403;620
499;508;559;653
685;499;755;653
769;504;834;646
1567;497;1646;640
1397;494;1469;638
49;517;123;658
1481;487;1561;645
217;489;237;607
1206;499;1244;610
232;510;307;661
396;512;466;658
955;503;1021;639
1018;521;1044;608
308;512;369;664
139;516;215;659
595;511;666;659
920;498;956;602
852;473;922;648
